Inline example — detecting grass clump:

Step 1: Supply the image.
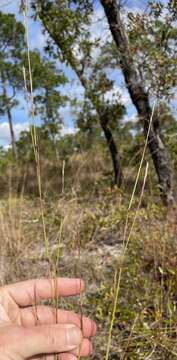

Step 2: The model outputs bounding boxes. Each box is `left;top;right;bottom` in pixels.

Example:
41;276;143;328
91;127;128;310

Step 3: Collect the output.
0;187;177;359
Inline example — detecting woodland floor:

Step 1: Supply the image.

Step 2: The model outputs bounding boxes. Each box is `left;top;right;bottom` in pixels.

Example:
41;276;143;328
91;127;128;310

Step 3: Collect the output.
1;192;177;359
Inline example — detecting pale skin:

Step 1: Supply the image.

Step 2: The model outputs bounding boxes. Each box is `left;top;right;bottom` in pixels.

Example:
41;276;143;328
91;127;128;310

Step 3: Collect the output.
0;278;97;360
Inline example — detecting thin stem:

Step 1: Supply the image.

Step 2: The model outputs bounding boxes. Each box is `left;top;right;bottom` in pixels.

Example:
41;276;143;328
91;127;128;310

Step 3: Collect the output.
105;103;156;360
23;0;50;261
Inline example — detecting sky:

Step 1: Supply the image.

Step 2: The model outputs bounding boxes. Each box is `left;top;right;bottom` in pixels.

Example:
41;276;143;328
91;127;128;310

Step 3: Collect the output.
0;0;176;147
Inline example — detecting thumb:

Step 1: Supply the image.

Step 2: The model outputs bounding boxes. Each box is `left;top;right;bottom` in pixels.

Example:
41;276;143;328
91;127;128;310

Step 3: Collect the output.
2;324;82;358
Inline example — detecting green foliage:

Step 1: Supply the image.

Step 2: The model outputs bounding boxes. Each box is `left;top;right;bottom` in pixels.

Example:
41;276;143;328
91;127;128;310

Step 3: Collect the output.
31;0;127;187
0;11;25;60
21;50;69;139
0;11;25;93
16;126;59;161
127;2;177;99
0;12;25;115
31;0;93;63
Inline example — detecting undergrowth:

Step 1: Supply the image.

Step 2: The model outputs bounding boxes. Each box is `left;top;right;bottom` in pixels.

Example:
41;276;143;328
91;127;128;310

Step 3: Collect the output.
0;187;177;359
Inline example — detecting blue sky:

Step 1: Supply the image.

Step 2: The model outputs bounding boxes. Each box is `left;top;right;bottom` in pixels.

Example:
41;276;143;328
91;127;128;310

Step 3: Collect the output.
0;0;176;147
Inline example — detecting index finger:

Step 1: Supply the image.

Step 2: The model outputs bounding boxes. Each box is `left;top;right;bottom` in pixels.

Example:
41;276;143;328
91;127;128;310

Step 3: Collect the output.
3;278;85;307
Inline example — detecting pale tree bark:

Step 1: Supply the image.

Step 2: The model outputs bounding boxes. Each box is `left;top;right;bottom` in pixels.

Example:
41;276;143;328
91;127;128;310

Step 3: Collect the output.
36;2;123;187
101;0;173;203
7;106;18;160
2;73;17;160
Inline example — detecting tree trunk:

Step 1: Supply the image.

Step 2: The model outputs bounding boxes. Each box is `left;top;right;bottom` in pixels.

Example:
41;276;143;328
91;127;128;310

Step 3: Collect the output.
101;0;173;203
74;67;123;187
7;106;18;160
1;73;17;160
37;3;123;187
101;121;122;186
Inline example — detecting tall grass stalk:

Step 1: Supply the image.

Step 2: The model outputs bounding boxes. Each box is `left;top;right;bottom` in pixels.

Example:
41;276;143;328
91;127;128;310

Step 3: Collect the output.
62;160;65;194
23;4;51;359
22;6;83;360
105;102;156;360
122;314;139;359
123;102;156;243
105;163;149;360
22;0;50;262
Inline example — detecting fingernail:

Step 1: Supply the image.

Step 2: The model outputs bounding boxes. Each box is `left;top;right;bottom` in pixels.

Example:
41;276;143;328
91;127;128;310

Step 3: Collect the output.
66;325;82;348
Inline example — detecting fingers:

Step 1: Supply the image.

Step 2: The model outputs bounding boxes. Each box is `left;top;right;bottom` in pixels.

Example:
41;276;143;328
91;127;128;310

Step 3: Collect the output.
48;356;77;360
25;338;92;359
70;338;92;357
20;305;97;338
59;354;77;360
0;323;82;358
44;354;77;360
30;353;77;359
3;278;85;306
31;354;77;359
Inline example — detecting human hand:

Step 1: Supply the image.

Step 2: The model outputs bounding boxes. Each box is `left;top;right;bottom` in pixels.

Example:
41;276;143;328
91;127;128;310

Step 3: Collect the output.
0;278;96;360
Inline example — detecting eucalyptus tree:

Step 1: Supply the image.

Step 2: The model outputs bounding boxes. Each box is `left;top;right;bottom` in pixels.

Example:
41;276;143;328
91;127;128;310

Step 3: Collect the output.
31;0;125;187
126;2;177;101
100;0;177;203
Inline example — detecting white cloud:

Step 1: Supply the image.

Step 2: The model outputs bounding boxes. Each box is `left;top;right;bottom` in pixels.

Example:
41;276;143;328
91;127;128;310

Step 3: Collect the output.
60;126;77;136
119;88;131;106
104;84;131;106
62;81;84;101
0;121;29;147
0;120;77;147
123;114;138;123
